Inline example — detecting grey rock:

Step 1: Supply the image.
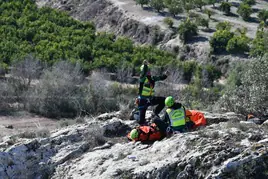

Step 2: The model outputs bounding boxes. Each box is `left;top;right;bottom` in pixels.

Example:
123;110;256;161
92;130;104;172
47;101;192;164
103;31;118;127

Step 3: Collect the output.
0;111;267;178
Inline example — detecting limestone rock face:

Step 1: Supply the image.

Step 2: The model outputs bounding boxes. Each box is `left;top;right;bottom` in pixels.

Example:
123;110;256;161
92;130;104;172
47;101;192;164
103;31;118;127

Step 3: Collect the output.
0;111;268;178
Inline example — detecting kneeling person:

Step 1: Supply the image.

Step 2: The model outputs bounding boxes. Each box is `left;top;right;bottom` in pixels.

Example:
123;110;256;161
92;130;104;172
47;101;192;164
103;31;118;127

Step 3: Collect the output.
154;96;187;135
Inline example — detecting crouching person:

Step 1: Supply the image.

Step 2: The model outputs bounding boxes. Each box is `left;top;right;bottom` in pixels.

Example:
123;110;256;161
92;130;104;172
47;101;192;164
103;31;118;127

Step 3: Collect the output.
154;96;188;136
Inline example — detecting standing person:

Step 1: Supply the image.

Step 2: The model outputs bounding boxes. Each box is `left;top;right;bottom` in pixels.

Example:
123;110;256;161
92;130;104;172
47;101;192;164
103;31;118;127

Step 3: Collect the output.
154;96;188;135
137;60;169;125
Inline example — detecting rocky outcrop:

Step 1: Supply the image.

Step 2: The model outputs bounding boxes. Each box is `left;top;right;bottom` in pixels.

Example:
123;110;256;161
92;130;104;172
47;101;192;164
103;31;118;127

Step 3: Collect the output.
0;111;268;178
36;0;174;46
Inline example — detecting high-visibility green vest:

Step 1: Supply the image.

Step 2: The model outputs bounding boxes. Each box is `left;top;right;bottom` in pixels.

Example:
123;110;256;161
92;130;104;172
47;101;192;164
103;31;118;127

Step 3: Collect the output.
166;108;186;127
141;77;154;97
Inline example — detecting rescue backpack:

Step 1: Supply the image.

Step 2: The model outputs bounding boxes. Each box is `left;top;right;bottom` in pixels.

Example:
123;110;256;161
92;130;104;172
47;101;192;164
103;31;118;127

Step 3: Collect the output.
186;110;207;128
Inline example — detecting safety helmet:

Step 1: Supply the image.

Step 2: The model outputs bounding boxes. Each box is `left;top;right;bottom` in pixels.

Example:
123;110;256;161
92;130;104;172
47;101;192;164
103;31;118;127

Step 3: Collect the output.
130;129;139;140
165;96;174;107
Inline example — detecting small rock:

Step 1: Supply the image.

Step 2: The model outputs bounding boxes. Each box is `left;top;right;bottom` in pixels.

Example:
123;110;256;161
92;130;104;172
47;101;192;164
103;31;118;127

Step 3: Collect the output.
5;125;13;129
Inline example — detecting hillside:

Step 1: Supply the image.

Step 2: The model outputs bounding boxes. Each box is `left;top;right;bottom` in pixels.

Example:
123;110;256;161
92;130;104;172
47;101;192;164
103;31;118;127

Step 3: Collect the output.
36;0;268;61
0;1;267;178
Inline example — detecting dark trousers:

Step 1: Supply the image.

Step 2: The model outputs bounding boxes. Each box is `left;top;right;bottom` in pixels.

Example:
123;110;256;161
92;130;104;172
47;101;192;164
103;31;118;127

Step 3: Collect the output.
153;118;168;136
138;96;165;124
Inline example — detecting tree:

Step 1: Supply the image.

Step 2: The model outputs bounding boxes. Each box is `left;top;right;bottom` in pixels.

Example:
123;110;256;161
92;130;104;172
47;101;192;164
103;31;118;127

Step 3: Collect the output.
182;0;195;13
210;29;234;53
242;0;256;6
220;55;268;114
196;17;209;29
136;0;150;8
204;0;216;7
150;0;165;12
226;34;250;54
237;3;252;21
216;21;231;31
27;61;84;118
194;0;205;10
178;18;198;43
250;26;267;57
258;9;268;23
164;0;183;17
220;2;231;15
164;17;174;28
204;8;214;19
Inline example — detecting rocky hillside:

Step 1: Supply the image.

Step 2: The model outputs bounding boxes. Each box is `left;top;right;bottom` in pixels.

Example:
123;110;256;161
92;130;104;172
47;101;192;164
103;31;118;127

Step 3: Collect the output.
36;0;175;46
35;0;268;61
1;111;268;178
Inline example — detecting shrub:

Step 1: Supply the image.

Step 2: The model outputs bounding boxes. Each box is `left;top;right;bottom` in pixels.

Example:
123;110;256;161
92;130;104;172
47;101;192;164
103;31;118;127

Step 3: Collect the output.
19;128;50;138
258;10;268;23
180;78;222;110
164;0;183;17
202;64;222;87
150;0;165;12
237;3;253;21
8;55;43;105
210;29;234;53
196;17;209;29
26;61;84;118
216;21;231;31
250;27;267;57
242;0;256;6
178;18;198;43
181;60;198;82
136;0;150;7
220;2;232;15
204;8;214;19
163;17;174;28
194;0;205;10
84;124;106;148
218;55;268;114
226;34;250;54
0;81;15;113
204;0;216;7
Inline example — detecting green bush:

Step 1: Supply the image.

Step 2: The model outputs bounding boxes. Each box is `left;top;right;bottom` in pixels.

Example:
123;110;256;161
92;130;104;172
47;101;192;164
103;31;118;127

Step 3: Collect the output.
150;0;165;12
204;0;216;7
194;0;205;10
0;0;175;73
219;54;268;114
210;29;234;53
237;3;253;21
181;60;198;82
196;17;209;29
164;0;183;17
250;26;268;57
220;2;232;15
242;0;256;6
204;8;214;19
216;21;231;31
136;0;150;7
226;34;250;54
178;18;198;43
163;17;174;28
180;78;222;110
258;9;268;23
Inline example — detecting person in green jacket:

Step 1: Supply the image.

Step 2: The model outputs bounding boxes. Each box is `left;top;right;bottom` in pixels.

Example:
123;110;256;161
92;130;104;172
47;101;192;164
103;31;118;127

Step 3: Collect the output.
137;60;169;124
